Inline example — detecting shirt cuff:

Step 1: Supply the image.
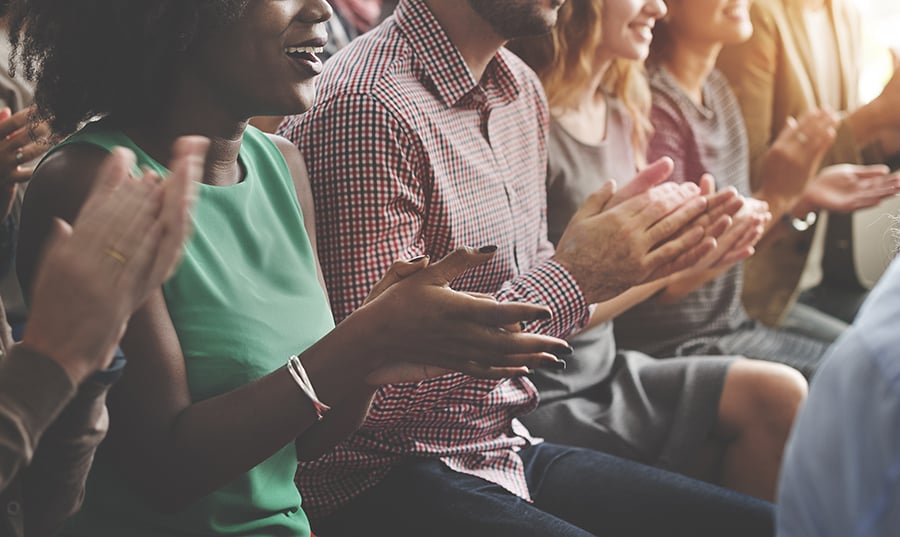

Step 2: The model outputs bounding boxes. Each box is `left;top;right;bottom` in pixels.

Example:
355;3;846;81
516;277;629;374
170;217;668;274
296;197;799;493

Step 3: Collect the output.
505;259;590;338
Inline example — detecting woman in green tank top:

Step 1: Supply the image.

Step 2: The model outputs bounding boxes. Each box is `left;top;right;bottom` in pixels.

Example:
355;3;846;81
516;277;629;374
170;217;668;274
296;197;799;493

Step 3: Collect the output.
7;1;574;536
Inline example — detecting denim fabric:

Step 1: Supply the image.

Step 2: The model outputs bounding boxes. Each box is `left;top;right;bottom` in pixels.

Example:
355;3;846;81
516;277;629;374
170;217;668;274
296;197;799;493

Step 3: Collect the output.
315;443;774;537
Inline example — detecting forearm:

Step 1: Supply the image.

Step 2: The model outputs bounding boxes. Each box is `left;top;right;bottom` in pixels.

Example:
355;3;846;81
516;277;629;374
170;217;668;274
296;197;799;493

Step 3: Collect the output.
586;279;669;327
24;380;109;537
0;346;77;493
657;265;731;304
846;102;885;149
495;258;590;338
295;381;376;461
124;345;377;512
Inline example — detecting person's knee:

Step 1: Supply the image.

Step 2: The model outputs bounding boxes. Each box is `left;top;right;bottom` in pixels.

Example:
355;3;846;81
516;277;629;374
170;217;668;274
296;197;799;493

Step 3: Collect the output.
718;359;807;438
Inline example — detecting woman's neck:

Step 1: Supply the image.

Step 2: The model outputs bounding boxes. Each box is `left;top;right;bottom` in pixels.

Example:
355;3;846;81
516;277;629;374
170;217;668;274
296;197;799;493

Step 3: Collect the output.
124;71;249;187
552;59;612;146
661;36;721;104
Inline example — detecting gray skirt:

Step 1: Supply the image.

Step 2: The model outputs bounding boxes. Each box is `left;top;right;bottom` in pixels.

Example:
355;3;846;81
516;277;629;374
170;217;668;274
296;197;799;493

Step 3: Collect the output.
520;323;735;478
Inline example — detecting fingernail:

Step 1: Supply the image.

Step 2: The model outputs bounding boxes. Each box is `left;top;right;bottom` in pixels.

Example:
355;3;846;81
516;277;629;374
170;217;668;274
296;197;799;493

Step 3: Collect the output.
407;255;428;263
535;310;552;321
554;344;574;356
539;359;567;371
478;245;498;254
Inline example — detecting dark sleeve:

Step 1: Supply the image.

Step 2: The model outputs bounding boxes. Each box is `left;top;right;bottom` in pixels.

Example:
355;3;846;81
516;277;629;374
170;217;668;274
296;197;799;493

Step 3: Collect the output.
0;346;77;493
24;378;110;537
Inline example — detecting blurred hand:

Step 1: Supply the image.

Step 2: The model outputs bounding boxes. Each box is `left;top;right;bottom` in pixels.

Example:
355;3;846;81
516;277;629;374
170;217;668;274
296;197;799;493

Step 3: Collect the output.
758;109;837;208
21;136;208;384
0;106;52;218
803;164;900;213
351;246;572;385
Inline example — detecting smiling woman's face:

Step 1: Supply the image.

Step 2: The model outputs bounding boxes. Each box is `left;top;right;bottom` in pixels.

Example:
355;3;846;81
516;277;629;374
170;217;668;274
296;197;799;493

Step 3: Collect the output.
184;0;333;119
601;0;668;62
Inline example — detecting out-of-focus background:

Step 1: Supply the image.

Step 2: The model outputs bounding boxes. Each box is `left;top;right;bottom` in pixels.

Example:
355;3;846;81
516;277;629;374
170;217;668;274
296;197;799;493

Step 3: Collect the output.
851;0;900;288
857;0;900;102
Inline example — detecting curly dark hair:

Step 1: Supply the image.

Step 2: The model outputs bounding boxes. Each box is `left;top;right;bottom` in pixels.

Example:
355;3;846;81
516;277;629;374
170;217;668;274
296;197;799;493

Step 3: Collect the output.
6;0;250;137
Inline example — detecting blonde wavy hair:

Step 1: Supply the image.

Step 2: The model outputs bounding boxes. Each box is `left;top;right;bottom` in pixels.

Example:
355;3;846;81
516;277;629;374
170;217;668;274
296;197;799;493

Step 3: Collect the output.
508;0;652;165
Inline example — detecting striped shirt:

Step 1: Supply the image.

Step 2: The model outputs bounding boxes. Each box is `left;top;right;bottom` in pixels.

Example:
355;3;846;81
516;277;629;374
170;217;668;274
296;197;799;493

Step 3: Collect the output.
279;0;590;519
613;65;750;357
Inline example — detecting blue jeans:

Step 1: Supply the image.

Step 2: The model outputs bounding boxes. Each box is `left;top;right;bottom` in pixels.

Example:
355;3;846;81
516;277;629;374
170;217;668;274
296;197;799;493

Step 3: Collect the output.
315;443;773;537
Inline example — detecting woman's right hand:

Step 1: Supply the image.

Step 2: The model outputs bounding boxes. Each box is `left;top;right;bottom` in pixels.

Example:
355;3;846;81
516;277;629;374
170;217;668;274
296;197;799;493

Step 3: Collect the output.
758;109;837;213
350;246;572;386
21;137;207;385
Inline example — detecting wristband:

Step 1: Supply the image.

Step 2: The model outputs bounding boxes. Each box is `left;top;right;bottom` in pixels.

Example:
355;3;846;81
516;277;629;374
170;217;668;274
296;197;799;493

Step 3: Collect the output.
287;355;331;420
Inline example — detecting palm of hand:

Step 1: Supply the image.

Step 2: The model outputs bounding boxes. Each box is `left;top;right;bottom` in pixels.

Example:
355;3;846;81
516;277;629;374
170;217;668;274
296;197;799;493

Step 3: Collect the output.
808;164;900;213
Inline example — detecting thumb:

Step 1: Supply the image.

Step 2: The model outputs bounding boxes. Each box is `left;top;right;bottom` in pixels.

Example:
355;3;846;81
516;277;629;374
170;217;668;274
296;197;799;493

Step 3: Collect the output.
40;218;73;261
88;147;137;202
698;173;717;195
570;179;617;222
849;164;891;180
419;245;497;286
365;255;430;303
0;107;10;123
607;157;674;209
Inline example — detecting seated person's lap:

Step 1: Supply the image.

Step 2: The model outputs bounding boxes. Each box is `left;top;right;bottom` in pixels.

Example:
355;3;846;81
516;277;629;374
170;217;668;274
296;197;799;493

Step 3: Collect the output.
315;443;774;537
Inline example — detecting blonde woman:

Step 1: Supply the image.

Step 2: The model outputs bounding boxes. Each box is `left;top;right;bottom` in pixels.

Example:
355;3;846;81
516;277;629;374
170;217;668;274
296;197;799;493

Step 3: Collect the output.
509;0;819;501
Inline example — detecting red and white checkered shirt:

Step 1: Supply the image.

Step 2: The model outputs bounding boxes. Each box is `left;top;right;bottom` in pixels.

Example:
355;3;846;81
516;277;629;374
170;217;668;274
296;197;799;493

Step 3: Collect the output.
279;0;590;520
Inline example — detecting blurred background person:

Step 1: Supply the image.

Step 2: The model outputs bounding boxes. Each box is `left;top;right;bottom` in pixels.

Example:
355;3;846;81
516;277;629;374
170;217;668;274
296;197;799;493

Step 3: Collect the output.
0;0;50;341
776;233;900;537
508;0;809;502
717;0;900;328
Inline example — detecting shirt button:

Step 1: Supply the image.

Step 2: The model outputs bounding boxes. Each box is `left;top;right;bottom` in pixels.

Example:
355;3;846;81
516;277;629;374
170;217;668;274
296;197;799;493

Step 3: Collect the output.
7;501;20;515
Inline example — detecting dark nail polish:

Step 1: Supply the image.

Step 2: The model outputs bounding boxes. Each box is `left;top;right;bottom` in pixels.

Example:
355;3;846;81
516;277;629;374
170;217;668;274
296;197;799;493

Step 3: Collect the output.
539;359;567;371
554;344;573;356
478;245;498;254
535;310;552;321
407;255;428;263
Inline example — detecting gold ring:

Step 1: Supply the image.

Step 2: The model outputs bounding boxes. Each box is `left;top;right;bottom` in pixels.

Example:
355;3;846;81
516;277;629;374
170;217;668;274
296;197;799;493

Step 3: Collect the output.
103;247;127;265
14;148;24;165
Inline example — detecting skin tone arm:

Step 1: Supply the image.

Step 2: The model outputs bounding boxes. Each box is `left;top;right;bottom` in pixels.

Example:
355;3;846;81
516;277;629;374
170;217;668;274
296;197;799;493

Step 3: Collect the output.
0;141;199;535
17;138;573;513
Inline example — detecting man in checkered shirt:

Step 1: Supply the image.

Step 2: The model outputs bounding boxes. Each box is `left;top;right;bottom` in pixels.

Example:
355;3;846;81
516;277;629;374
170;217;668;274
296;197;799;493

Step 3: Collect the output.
279;0;775;535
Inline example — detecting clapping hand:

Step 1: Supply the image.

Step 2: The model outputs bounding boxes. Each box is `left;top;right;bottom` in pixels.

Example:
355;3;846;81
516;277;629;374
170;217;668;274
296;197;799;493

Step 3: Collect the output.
356;246;572;385
21;137;207;384
803;164;900;213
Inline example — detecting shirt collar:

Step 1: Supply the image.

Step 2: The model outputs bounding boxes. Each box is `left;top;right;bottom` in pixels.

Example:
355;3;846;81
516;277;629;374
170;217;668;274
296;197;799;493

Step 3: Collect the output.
395;0;521;109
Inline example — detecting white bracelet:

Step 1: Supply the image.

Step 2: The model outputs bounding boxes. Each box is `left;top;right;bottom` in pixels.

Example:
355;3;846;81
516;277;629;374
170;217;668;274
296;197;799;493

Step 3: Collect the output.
287;355;331;420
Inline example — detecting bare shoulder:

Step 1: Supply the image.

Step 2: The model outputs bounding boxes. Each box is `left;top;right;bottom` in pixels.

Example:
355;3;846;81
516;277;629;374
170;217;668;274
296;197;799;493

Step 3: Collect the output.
18;143;113;292
27;143;113;224
265;132;313;202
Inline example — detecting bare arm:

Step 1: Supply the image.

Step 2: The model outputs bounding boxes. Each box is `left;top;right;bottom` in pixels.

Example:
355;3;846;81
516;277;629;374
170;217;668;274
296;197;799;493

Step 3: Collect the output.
18;141;570;512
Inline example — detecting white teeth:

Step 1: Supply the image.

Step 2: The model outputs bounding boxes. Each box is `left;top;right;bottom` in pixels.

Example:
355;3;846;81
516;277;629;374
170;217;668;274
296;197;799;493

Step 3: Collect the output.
285;46;325;55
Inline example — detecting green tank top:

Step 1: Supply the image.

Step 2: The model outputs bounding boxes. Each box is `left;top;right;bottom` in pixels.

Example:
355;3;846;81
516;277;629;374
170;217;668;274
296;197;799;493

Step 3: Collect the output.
56;123;335;537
